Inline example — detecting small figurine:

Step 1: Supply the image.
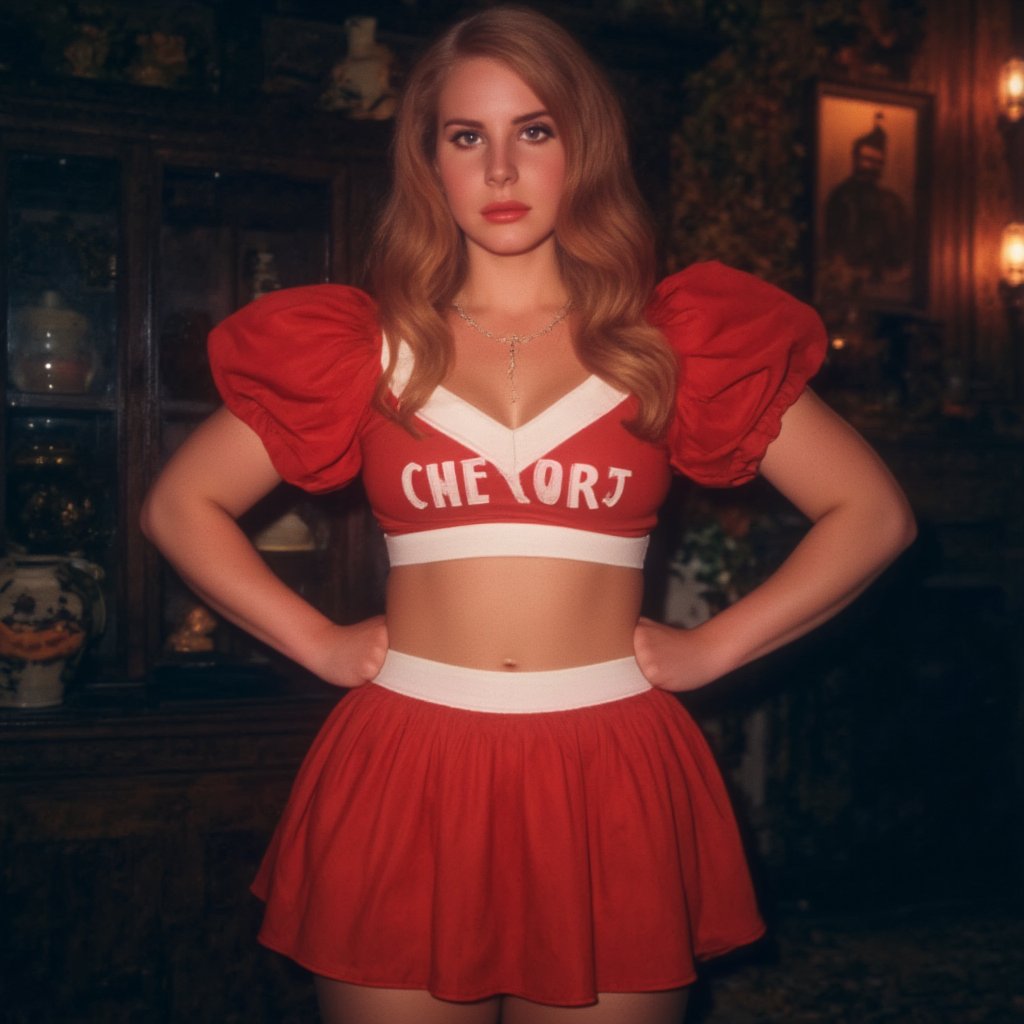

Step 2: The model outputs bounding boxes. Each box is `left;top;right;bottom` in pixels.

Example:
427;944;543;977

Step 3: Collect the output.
320;16;396;119
64;24;110;78
166;604;218;654
129;31;188;89
247;247;282;302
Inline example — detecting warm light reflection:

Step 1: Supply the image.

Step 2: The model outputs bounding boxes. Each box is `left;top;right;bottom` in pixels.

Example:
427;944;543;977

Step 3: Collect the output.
1001;223;1024;287
1000;58;1024;121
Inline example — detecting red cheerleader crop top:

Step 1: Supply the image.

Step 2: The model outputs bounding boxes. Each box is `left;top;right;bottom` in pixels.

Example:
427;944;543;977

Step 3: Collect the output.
208;262;826;567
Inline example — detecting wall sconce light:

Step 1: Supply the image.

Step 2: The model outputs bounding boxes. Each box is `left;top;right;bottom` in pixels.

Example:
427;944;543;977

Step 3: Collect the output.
999;58;1024;122
1000;222;1024;289
999;59;1024;403
1000;223;1024;399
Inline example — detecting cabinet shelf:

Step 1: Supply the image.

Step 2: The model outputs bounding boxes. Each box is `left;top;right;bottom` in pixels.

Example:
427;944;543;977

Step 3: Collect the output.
7;392;118;413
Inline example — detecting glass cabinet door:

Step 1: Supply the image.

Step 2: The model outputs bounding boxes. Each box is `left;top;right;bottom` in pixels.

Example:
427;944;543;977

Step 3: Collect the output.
156;162;345;684
4;150;121;683
2;134;387;696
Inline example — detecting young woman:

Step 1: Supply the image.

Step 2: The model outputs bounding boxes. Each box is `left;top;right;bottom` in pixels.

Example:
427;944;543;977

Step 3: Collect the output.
141;7;916;1023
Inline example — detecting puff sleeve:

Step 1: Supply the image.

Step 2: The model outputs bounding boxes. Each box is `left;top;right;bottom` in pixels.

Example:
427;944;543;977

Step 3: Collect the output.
208;284;381;493
648;261;827;487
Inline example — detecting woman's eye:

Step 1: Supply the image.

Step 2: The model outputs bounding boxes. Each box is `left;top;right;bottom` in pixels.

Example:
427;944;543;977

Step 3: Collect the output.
521;123;555;142
452;130;482;147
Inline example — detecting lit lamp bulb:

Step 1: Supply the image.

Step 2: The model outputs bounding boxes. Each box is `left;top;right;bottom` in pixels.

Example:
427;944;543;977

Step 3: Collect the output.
1001;223;1024;287
1000;58;1024;121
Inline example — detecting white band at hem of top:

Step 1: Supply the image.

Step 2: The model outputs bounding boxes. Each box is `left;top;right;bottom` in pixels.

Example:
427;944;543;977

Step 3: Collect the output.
384;522;649;568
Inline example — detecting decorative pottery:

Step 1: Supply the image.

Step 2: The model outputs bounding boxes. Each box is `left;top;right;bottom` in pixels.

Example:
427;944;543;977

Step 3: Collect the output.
253;510;316;552
247;247;282;301
320;16;396;119
6;430;99;554
9;290;97;394
0;556;105;708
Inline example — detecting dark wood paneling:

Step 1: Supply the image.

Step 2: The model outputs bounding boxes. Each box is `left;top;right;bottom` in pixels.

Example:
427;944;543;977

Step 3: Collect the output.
1;697;335;1022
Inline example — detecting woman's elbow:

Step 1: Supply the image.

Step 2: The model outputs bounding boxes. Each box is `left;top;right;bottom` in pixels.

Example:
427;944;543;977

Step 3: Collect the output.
833;477;917;566
879;485;918;558
899;503;918;552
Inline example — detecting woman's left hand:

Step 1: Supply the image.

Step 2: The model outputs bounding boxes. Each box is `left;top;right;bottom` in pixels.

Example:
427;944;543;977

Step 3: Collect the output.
633;616;729;692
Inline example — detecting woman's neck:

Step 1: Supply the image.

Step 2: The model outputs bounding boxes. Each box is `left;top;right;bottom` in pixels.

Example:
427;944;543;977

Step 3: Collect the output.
458;244;568;316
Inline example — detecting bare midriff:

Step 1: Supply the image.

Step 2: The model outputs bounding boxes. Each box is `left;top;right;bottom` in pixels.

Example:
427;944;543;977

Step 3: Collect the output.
385;557;643;671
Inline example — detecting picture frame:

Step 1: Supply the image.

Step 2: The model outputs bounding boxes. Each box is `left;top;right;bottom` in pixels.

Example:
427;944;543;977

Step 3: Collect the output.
812;80;933;316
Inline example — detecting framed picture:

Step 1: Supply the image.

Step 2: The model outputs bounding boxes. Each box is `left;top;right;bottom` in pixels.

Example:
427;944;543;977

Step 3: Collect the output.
812;80;933;315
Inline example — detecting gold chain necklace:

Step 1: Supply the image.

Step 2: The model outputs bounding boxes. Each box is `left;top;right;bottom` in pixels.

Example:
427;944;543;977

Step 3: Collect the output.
452;299;572;403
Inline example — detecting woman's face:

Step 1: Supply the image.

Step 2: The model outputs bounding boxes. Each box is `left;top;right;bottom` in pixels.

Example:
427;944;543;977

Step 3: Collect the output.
434;57;566;259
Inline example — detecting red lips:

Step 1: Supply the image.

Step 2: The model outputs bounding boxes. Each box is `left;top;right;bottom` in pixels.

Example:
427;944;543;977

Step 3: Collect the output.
481;202;530;223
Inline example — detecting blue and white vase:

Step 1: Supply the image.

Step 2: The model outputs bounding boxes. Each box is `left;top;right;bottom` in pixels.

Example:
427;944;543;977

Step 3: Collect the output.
0;556;105;708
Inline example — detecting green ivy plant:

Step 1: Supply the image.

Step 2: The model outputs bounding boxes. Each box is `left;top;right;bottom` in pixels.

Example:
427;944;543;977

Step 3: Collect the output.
667;0;926;290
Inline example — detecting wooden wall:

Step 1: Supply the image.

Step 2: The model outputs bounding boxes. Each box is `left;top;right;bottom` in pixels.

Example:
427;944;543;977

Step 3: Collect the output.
915;0;1022;400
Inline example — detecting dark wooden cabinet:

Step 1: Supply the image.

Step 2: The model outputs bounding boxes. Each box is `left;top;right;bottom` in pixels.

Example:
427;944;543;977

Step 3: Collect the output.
1;696;333;1023
1;84;390;699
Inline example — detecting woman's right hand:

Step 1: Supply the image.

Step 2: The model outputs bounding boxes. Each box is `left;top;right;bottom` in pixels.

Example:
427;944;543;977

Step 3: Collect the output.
308;615;389;689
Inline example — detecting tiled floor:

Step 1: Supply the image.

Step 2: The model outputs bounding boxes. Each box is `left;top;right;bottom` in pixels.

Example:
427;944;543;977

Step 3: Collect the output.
688;901;1024;1023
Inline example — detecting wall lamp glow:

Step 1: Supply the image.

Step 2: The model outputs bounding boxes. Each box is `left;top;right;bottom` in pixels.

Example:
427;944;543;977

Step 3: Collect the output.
1000;223;1024;288
999;58;1024;122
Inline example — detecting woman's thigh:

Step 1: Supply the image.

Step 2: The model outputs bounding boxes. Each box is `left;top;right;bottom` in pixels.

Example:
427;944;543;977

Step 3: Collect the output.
501;989;689;1024
314;978;502;1024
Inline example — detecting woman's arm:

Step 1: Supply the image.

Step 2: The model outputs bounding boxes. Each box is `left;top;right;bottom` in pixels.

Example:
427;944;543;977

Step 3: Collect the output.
634;390;916;691
140;406;387;687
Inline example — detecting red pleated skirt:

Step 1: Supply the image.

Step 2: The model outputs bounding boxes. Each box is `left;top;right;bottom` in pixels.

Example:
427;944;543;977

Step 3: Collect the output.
252;679;765;1006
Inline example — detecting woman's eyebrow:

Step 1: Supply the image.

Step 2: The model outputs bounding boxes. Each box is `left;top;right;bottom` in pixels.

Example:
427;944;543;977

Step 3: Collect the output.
441;109;551;129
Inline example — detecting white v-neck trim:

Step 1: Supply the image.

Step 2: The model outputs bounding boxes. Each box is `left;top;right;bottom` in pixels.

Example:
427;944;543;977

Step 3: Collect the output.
382;338;629;484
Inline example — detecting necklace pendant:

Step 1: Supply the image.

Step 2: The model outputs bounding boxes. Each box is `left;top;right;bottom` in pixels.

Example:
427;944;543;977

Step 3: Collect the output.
451;298;573;409
507;340;518;403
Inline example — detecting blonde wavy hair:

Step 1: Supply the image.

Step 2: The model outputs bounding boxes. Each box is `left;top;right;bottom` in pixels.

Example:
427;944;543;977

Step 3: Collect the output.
370;5;677;439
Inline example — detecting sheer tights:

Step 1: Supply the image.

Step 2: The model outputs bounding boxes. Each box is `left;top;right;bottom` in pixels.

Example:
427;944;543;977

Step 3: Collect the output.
315;979;689;1024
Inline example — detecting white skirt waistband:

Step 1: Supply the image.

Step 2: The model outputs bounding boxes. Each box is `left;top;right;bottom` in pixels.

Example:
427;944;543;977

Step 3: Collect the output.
372;649;653;713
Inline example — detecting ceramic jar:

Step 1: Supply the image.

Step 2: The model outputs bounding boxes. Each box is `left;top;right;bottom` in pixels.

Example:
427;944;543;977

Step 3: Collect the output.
320;16;396;119
0;556;105;708
6;430;99;555
9;290;97;394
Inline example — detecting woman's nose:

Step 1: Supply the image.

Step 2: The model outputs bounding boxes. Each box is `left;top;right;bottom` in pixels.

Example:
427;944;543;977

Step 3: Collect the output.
485;141;518;186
